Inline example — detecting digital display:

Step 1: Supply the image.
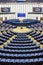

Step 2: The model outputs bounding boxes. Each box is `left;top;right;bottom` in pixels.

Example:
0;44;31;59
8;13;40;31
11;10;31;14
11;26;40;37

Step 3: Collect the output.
18;13;26;17
33;7;42;12
1;7;10;12
28;0;43;2
0;0;43;2
16;0;26;2
0;0;15;2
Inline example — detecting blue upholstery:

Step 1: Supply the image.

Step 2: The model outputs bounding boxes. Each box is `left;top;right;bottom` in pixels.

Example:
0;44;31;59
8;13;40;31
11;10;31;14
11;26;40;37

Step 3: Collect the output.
0;20;43;64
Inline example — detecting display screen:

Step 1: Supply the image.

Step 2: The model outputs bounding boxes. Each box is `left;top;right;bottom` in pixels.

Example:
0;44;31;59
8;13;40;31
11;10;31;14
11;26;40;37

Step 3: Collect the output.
0;0;15;2
1;7;10;12
16;0;26;2
18;13;26;17
28;0;38;2
33;7;42;12
0;0;43;2
28;0;43;2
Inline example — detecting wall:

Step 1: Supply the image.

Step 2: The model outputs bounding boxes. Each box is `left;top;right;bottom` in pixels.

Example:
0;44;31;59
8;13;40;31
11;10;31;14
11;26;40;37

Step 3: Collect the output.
0;2;43;20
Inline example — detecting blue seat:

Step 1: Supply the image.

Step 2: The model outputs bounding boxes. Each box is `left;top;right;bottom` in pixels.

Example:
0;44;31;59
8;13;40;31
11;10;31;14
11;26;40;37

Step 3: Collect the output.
0;58;5;62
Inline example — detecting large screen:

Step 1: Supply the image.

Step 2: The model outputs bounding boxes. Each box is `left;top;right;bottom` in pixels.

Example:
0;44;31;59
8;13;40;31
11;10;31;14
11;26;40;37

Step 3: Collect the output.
0;0;43;2
18;13;26;17
28;0;43;2
33;7;42;12
16;0;26;2
1;7;10;12
0;0;15;2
